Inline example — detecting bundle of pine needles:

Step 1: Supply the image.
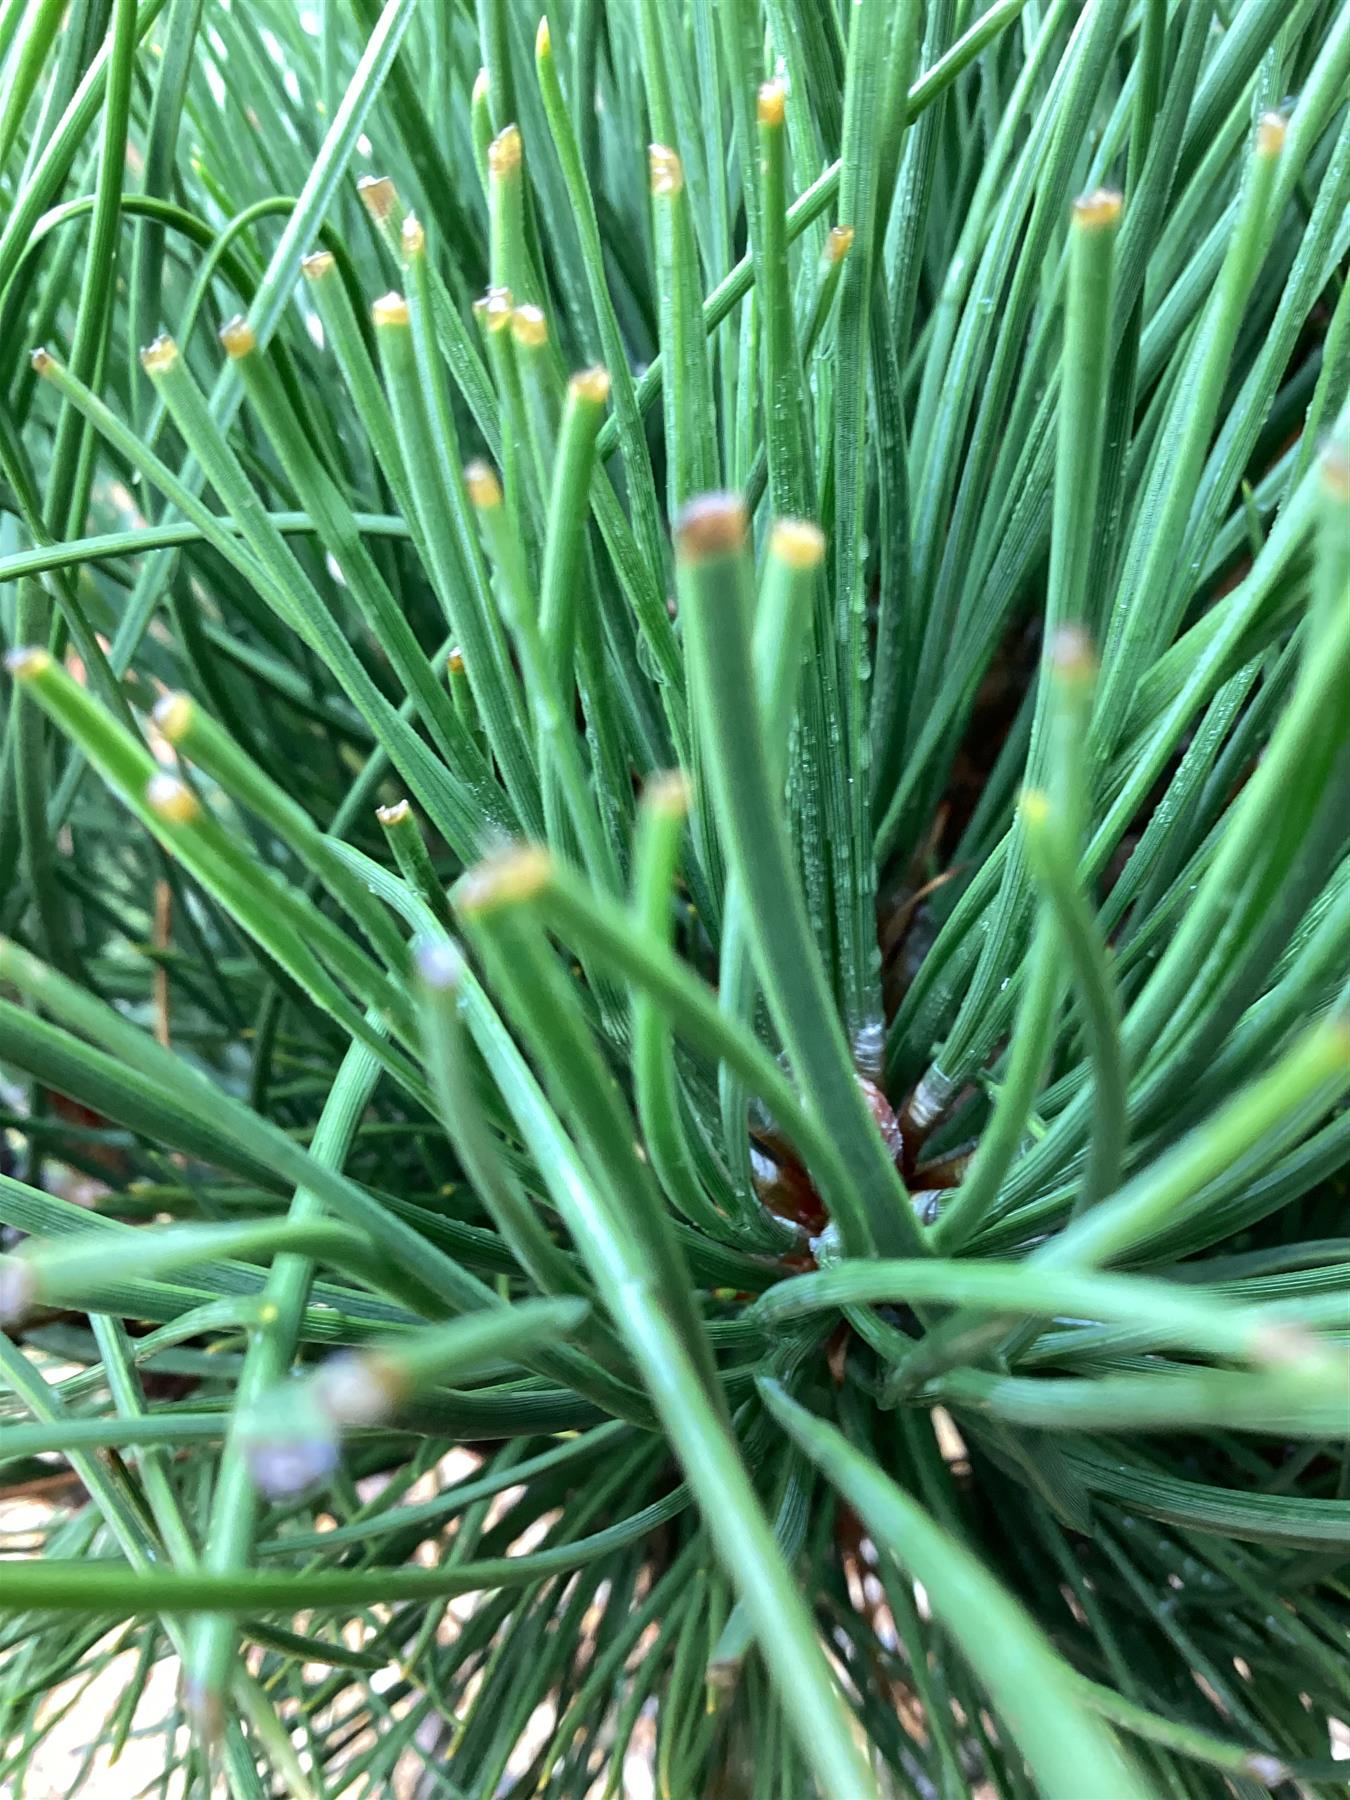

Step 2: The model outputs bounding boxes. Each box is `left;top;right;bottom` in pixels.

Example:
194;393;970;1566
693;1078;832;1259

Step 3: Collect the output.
0;0;1347;1794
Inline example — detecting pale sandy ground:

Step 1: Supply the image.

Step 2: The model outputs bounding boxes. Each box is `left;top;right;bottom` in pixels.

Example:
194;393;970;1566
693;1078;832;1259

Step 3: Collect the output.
7;1646;661;1800
12;1634;1349;1799
1;1467;664;1800
3;1641;187;1800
